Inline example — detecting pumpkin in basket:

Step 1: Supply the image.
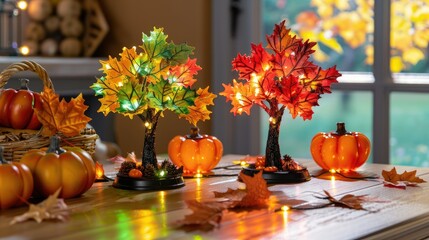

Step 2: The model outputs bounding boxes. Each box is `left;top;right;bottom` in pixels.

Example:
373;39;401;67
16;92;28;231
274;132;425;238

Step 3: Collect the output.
0;79;43;130
168;127;223;175
20;136;96;198
0;147;34;210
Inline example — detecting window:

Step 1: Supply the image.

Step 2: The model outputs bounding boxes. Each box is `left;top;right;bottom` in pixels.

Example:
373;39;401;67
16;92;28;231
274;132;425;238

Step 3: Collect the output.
212;0;429;166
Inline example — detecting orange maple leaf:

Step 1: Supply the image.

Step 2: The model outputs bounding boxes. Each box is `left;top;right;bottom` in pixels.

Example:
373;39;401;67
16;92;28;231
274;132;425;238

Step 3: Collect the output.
36;87;92;137
382;167;426;189
234;171;271;208
180;87;216;125
177;200;227;231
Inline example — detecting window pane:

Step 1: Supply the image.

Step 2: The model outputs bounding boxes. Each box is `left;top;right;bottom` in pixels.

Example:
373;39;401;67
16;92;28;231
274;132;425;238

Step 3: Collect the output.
262;0;373;72
260;91;373;162
391;93;429;167
391;1;429;74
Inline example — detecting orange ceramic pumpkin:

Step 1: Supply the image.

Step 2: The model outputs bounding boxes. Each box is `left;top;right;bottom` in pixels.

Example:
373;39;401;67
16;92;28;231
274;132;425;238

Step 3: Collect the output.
20;136;96;198
310;122;371;171
168;127;223;175
0;147;33;210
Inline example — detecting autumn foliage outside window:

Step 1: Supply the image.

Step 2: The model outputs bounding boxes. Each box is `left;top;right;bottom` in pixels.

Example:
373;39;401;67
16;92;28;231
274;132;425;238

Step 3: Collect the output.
266;0;429;73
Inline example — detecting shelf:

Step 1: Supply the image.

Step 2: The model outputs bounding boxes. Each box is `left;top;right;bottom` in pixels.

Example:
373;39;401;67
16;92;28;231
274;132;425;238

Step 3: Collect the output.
0;56;102;95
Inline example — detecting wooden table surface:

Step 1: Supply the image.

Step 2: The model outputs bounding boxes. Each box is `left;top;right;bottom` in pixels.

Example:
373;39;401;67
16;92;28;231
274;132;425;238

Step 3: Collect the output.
1;154;429;240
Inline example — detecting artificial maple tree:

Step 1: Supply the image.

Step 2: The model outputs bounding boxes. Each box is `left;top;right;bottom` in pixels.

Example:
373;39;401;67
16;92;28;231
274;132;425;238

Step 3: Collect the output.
220;20;341;170
91;27;216;167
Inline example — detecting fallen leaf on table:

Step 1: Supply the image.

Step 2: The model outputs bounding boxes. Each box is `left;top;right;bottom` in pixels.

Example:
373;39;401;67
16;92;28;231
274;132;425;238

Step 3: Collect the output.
382;167;426;189
323;190;367;210
176;200;229;231
177;171;272;230
10;188;69;225
233;171;271;208
213;188;247;201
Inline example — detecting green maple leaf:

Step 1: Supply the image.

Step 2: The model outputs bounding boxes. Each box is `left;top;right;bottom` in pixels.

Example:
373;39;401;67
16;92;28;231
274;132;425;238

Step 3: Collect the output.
116;81;146;113
167;86;197;114
141;27;170;60
147;78;172;111
166;43;195;65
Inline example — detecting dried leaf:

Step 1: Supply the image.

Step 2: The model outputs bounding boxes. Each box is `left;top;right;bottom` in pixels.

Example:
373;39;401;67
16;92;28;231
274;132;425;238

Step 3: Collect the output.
36;87;91;137
382;167;426;189
10;188;69;225
213;188;247;201
234;171;271;208
323;190;367;210
382;167;401;184
176;200;229;231
177;171;272;230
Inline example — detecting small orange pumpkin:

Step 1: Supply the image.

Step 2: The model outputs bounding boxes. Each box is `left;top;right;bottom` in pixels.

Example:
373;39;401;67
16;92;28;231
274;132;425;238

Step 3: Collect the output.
20;136;95;198
0;147;33;210
168;127;223;175
129;169;143;178
310;122;371;171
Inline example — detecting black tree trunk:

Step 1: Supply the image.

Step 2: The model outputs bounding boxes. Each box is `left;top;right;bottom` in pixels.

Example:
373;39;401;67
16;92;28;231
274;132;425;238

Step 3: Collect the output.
141;111;160;169
265;109;284;170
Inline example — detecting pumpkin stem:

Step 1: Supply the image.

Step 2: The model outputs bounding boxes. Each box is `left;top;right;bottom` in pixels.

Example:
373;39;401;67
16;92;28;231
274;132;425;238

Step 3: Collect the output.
335;122;349;135
0;146;8;164
19;79;30;90
187;127;203;139
46;136;65;154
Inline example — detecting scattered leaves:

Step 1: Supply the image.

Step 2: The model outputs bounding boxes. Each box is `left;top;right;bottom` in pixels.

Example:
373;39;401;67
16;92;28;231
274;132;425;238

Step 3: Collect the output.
177;171;271;230
10;188;69;225
36;87;91;137
382;167;426;189
177;171;382;231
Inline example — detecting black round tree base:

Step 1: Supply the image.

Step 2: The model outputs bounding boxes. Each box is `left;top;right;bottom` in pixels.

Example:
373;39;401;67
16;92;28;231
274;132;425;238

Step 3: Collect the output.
241;167;311;184
113;174;185;191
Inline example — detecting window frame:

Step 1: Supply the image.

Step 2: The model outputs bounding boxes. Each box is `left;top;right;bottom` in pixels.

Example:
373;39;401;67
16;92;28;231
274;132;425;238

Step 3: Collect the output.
211;0;429;164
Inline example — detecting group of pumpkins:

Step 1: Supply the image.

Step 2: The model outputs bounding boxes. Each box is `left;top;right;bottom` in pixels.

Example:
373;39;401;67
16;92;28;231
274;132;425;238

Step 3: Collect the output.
0;80;96;210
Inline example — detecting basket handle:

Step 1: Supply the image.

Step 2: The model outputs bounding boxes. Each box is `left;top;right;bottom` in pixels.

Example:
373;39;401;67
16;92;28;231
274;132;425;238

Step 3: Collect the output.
0;61;54;91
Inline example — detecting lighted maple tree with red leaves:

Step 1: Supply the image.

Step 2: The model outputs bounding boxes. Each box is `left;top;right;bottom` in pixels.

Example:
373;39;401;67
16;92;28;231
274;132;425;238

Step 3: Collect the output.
220;21;341;170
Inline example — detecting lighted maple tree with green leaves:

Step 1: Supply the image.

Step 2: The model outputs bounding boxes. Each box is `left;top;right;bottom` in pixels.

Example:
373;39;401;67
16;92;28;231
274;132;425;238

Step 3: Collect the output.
91;27;216;167
220;21;341;170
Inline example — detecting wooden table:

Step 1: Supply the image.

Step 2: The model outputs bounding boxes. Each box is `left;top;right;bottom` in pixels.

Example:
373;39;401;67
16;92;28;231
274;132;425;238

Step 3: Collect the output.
1;154;429;239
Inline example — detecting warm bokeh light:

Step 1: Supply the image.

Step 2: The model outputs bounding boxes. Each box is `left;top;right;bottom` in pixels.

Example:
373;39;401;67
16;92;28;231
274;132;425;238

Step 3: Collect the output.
16;0;28;10
95;162;105;180
17;0;27;10
281;205;290;211
19;46;29;56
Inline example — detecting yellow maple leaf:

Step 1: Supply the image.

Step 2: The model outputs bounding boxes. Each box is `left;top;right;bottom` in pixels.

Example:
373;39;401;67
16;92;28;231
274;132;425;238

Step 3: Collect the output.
36;87;92;137
179;87;216;126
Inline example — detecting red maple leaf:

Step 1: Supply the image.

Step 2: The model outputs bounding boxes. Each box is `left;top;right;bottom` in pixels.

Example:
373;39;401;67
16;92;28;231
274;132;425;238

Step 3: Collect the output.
220;20;341;119
167;58;201;87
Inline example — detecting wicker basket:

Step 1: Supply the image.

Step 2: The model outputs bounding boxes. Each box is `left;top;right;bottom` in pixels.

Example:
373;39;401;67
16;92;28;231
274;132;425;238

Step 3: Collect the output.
0;61;98;162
